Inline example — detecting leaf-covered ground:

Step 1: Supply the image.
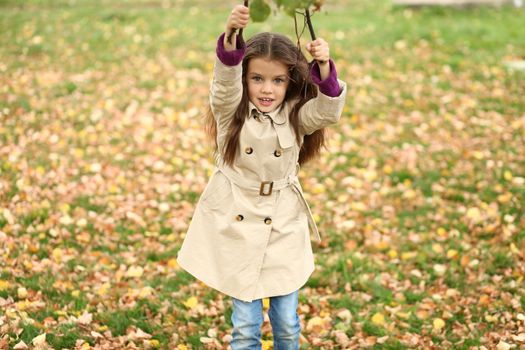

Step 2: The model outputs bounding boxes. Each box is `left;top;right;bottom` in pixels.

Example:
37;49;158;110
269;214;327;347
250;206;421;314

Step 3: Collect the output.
1;0;524;349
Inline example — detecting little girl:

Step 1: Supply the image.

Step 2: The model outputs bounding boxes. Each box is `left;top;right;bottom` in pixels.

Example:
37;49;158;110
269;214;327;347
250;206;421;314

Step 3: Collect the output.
177;4;346;349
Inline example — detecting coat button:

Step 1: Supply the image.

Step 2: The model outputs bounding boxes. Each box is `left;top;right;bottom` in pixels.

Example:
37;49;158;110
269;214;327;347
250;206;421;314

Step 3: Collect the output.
264;217;272;225
274;149;282;157
236;214;244;221
245;147;253;154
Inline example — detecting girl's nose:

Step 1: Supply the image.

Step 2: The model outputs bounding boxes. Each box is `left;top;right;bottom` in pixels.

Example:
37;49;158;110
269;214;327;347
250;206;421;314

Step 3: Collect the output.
262;82;272;93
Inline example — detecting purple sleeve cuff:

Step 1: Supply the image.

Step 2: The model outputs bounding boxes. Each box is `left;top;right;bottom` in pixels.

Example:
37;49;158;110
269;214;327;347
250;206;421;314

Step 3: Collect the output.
216;32;246;66
310;59;342;97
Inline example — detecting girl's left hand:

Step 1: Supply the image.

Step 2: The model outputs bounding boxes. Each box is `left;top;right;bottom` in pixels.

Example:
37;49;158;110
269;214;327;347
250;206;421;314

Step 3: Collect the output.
306;38;330;64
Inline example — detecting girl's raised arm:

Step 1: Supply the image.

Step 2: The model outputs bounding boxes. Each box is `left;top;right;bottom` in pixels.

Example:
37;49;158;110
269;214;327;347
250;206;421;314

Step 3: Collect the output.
224;5;250;51
209;5;249;128
299;38;347;136
306;38;331;80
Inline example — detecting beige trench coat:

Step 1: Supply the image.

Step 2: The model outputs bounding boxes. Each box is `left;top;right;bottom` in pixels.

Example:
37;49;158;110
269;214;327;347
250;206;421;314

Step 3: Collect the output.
177;57;347;302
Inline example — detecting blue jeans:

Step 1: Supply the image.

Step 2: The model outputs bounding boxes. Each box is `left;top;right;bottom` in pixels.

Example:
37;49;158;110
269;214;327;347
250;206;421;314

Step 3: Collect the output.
231;290;300;350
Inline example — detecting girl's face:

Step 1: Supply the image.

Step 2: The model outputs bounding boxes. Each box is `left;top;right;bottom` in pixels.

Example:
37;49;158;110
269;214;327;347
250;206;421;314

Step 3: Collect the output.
246;57;290;113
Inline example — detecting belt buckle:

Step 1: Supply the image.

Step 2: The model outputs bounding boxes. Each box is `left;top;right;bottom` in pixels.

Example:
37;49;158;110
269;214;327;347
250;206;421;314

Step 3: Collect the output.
259;181;273;196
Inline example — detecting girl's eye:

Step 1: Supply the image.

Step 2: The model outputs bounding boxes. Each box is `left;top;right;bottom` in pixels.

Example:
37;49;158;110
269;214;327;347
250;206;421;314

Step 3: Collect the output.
252;76;262;82
274;78;285;84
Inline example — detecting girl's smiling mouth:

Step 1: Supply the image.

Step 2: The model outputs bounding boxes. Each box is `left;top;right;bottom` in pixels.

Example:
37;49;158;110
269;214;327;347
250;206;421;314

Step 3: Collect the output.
258;98;274;107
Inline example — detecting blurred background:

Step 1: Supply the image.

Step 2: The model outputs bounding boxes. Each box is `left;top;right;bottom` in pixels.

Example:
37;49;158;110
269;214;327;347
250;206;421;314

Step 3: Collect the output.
1;0;524;349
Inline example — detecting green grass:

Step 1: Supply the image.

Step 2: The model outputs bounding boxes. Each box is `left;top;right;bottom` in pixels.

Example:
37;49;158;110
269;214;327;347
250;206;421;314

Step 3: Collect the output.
18;323;42;345
47;324;93;349
71;195;106;213
96;300;162;337
330;294;363;315
363;320;388;337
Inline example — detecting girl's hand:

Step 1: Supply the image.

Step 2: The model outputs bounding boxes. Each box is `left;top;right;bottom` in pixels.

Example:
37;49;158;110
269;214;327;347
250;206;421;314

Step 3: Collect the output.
224;5;250;50
306;38;330;64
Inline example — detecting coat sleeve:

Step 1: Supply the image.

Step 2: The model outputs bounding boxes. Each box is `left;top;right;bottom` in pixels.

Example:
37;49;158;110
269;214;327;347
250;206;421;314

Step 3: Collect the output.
298;60;347;136
210;33;245;131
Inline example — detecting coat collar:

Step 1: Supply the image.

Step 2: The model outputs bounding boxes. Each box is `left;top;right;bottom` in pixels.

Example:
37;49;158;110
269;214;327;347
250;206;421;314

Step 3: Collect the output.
248;101;287;124
248;101;294;149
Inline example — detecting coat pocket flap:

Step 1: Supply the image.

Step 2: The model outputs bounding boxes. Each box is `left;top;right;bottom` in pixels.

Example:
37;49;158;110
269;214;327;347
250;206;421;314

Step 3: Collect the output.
274;123;294;149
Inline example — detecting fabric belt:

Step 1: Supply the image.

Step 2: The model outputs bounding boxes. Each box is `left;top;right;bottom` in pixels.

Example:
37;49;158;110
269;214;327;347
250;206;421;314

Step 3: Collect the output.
217;165;321;242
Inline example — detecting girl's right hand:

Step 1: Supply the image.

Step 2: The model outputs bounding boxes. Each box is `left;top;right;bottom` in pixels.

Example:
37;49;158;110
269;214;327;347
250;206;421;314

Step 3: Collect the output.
225;5;250;38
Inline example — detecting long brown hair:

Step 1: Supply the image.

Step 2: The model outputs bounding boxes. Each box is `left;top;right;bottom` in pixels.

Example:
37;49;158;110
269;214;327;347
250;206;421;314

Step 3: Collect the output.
205;32;326;166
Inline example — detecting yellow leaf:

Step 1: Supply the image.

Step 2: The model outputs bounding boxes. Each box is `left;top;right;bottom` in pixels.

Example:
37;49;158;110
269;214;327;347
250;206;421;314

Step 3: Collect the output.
18;287;28;299
466;207;481;220
363;170;377;182
32;333;47;346
351;202;367;211
139;286;154;299
263;298;270;310
153;147;164;157
97;283;110;296
447;249;458;259
396;311;410;319
436;227;447;237
148;340;160;348
433;264;447;276
74;148;84;158
59;203;70;213
485;314;498;323
320;310;330;318
183;296;198;309
125;265;144;278
306;316;324;332
401;251;416;260
0;280;9;291
261;340;273;350
177;345;188;350
472;151;484;160
387;249;398;259
433;318;445;330
371;312;385;325
167;259;178;268
52;248;63;262
312;183;325;194
403;189;417;199
374;241;388;251
27;244;39;254
497;341;512;350
431;244;444;254
504;170;513;181
497;192;512;203
16;300;31;311
109;185;119;194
